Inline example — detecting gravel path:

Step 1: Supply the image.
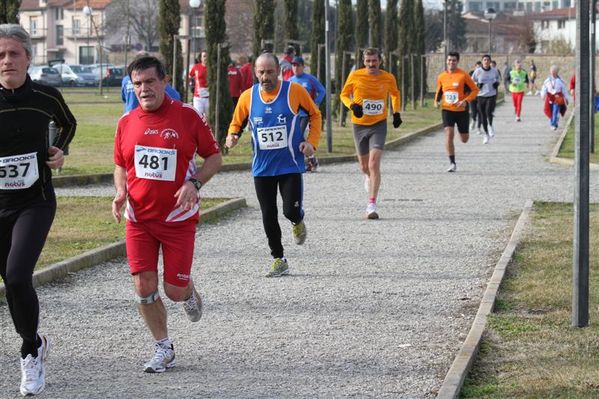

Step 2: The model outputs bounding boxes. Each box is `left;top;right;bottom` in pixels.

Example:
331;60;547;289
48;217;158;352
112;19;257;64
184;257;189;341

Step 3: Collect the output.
1;96;596;398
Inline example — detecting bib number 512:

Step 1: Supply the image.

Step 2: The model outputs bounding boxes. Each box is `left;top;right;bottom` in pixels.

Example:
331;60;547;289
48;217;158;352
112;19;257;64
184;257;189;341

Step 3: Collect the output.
260;130;283;143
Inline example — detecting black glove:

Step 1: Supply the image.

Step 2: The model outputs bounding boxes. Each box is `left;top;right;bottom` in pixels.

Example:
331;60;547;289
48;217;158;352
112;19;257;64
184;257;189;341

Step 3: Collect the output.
477;83;484;89
350;103;363;118
393;112;403;128
492;82;499;89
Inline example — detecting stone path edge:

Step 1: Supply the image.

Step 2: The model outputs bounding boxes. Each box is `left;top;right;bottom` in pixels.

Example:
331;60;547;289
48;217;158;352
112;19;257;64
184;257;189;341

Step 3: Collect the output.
436;199;533;399
52;122;444;187
549;111;599;171
0;197;246;299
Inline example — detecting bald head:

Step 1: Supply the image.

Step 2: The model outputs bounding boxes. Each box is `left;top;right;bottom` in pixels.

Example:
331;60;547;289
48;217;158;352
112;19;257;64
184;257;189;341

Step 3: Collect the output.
255;53;280;92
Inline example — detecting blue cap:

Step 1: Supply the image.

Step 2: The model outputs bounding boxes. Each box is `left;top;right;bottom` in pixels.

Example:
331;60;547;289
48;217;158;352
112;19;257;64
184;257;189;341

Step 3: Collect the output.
291;56;304;65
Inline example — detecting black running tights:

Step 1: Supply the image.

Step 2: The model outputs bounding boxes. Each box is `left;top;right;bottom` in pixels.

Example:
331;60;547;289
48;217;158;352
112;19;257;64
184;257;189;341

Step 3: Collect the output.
254;173;304;259
478;96;497;133
0;198;56;357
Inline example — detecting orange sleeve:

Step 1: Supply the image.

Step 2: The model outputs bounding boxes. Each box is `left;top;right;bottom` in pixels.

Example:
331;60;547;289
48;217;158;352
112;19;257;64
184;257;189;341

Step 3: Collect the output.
289;82;322;149
339;72;355;109
463;72;480;103
227;88;252;134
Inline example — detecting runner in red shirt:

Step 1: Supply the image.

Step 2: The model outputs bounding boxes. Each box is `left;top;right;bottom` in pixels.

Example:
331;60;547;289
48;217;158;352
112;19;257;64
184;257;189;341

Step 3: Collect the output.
188;50;209;115
227;60;243;107
238;54;254;91
112;55;222;374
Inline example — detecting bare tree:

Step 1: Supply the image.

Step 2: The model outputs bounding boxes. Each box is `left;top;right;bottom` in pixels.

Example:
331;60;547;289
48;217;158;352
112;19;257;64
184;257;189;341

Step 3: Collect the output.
105;0;160;52
225;0;254;54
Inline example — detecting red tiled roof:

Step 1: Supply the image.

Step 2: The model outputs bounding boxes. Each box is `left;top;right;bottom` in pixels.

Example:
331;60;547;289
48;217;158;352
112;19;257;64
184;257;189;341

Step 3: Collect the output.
20;0;111;11
530;7;576;19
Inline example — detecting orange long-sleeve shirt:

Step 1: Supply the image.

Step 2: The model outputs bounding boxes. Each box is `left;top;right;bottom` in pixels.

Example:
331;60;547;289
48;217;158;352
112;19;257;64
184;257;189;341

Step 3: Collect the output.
339;68;401;126
435;68;479;112
228;81;322;149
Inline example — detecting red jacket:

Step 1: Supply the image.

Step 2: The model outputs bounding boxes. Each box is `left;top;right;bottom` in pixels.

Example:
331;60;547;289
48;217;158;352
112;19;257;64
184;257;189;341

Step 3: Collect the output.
239;63;254;91
227;65;243;98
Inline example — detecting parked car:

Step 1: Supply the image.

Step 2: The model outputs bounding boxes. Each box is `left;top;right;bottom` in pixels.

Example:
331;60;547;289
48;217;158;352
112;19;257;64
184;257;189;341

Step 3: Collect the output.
51;63;84;87
104;65;125;87
28;65;62;87
91;64;125;86
70;64;99;87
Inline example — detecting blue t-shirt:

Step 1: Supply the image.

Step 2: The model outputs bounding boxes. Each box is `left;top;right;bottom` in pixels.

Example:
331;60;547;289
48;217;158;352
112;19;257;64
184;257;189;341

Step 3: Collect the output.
289;73;325;106
249;81;306;176
121;75;181;113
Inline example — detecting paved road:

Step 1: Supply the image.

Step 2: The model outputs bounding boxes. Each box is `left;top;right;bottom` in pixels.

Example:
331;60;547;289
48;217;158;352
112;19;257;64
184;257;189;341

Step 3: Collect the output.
1;96;596;398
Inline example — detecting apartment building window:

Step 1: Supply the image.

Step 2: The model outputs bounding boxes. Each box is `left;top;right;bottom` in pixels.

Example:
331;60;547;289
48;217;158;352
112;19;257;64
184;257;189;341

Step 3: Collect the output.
470;1;482;11
73;18;80;35
557;19;566;29
542;20;550;29
55;7;64;20
57;25;64;45
80;46;94;65
29;19;37;36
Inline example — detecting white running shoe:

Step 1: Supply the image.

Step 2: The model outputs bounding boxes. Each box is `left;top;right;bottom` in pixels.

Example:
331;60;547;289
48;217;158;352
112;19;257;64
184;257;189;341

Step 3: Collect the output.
20;335;49;396
366;203;379;219
144;342;176;373
515;116;521;122
483;133;490;144
488;125;495;137
182;286;202;322
475;127;482;135
364;175;370;193
526;91;532;95
469;120;476;130
446;163;457;173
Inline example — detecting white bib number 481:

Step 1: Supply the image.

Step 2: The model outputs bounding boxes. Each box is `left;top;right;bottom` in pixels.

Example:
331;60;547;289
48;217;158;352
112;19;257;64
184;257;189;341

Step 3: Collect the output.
134;145;177;181
0;152;39;190
363;99;384;115
257;125;288;150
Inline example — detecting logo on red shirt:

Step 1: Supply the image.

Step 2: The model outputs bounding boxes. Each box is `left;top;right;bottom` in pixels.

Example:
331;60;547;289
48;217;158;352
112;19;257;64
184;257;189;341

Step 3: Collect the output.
160;129;179;141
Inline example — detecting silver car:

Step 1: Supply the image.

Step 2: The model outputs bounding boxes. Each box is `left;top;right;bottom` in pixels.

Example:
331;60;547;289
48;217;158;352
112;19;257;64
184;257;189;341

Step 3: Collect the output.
28;66;62;87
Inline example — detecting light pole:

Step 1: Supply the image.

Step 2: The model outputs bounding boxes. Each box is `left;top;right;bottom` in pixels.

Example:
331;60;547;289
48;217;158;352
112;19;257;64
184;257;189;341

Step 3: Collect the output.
83;5;103;95
484;8;497;53
185;0;201;103
443;0;448;62
83;4;91;63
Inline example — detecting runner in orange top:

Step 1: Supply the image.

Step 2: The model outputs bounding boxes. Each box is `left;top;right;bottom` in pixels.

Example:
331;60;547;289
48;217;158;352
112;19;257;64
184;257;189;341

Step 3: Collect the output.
340;47;402;220
434;52;479;172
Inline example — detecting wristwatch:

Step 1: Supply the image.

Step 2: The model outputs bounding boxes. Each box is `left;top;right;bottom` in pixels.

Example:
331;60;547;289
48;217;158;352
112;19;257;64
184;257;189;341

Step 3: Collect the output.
188;178;203;191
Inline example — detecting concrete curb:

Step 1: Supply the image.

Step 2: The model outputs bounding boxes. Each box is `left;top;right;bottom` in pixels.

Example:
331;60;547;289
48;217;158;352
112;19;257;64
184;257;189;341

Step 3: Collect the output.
436;199;534;399
50;122;444;187
549;111;599;170
0;197;246;298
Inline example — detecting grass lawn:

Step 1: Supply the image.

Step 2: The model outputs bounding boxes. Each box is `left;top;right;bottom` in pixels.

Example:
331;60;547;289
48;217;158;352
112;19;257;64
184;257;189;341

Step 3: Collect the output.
558;113;599;164
461;202;599;398
36;196;224;271
55;87;442;175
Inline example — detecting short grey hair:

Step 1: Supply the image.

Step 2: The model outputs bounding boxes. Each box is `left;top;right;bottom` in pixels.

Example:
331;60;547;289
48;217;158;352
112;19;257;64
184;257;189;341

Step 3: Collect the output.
550;64;559;74
0;24;32;57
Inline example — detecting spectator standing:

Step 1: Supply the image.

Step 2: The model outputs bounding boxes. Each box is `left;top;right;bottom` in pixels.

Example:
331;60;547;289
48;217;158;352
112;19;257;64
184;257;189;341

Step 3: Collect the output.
227;59;243;108
189;50;209;115
280;45;295;81
289;56;325;172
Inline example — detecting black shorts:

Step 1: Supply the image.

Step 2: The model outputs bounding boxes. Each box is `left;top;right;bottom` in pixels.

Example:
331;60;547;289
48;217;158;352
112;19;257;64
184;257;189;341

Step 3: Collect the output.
442;109;470;134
